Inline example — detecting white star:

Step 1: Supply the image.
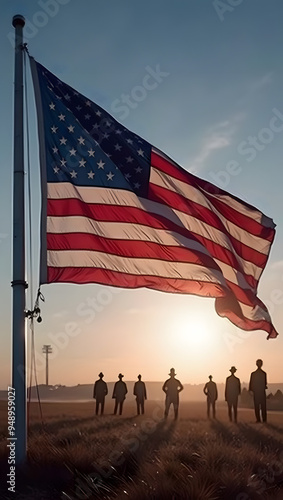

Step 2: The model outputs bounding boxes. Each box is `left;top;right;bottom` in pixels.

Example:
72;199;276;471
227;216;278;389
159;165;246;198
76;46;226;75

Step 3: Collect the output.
106;120;111;127
95;110;102;117
103;133;109;140
85;100;91;107
107;172;114;181
53;166;60;174
88;171;95;179
49;102;55;110
64;93;70;100
126;138;133;145
88;149;95;157
78;136;85;145
134;182;141;189
114;144;122;151
135;166;142;173
58;113;65;121
68;125;75;133
76;105;82;111
51;126;58;134
105;153;112;158
60;159;67;167
97;160;105;169
73;91;79;96
92;123;99;129
137;148;144;157
70;170;77;178
69;148;76;156
60;137;67;145
115;129;122;135
85;114;91;120
52;146;58;154
125;173;131;181
126;156;133;163
79;159;86;167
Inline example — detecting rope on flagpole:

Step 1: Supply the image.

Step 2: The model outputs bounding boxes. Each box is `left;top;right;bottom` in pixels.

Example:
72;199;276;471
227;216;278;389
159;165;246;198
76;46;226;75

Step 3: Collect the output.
23;46;45;429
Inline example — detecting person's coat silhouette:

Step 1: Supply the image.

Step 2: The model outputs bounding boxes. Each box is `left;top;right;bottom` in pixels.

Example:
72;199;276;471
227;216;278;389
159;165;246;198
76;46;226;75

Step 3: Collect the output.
249;359;268;423
112;373;128;415
133;374;147;415
203;375;218;418
162;368;183;420
93;372;108;415
225;366;241;423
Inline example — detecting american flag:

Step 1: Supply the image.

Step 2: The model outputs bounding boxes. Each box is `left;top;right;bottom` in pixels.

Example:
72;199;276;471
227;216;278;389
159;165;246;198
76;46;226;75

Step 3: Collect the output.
30;57;277;339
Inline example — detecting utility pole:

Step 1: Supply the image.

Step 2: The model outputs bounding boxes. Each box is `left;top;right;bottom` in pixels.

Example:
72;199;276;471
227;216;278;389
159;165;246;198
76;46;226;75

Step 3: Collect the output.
42;345;52;386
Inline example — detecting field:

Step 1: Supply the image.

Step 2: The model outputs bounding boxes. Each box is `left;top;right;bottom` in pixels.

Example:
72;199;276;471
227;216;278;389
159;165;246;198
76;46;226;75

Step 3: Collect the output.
0;400;283;500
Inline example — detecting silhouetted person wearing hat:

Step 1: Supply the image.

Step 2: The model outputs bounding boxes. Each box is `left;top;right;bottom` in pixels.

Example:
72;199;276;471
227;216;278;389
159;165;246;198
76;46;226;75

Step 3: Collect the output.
225;367;241;423
93;372;108;415
203;375;218;419
133;374;147;415
162;368;183;420
112;373;128;415
249;359;268;423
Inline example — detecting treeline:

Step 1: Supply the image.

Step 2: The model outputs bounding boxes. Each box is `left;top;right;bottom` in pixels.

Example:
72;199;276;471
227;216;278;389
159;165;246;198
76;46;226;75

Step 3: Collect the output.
240;388;283;410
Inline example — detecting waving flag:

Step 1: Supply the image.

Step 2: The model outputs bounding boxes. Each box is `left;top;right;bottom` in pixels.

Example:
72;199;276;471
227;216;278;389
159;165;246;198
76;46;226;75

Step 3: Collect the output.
30;57;277;338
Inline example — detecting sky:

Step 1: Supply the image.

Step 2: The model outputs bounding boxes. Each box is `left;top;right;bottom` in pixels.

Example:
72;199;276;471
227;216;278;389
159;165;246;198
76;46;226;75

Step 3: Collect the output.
0;0;283;389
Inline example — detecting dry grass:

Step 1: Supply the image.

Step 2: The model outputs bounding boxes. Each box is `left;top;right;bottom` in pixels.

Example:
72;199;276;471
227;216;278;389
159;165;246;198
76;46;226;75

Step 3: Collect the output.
0;400;283;499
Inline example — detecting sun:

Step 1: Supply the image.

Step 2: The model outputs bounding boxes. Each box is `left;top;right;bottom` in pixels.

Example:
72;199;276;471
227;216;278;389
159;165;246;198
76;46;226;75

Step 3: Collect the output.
172;313;216;351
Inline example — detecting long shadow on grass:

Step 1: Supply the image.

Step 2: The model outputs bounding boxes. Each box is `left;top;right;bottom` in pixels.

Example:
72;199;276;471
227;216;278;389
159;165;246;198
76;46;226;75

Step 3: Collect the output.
237;423;283;453
209;419;240;447
71;418;177;499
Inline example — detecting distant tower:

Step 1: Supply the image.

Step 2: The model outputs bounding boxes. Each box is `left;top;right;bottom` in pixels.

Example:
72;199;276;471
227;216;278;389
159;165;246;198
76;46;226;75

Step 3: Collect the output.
42;345;52;386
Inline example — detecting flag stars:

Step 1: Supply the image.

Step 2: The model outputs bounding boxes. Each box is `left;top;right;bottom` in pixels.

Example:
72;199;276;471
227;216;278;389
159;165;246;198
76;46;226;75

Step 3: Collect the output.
68;125;75;133
88;171;95;179
60;137;67;145
97;160;105;169
49;102;55;110
85;100;91;107
60;159;67;167
107;172;114;181
137;148;144;157
58;113;65;121
125;173;131;181
115;129;122;135
134;182;141;189
135;166;142;173
78;136;85;145
126;156;133;163
52;146;59;154
79;159;86;168
114;143;122;151
69;148;76;156
53;166;60;174
95;110;102;117
51;125;58;133
70;170;77;178
103;133;109;140
88;149;95;157
76;105;82;111
64;93;71;100
85;114;91;120
126;138;133;145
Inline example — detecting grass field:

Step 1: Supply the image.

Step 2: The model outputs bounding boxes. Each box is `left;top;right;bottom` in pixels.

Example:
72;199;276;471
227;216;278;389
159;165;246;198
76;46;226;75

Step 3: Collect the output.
0;400;283;499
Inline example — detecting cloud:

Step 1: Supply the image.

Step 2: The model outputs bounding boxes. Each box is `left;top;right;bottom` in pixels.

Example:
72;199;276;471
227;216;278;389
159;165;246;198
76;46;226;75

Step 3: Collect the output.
188;113;246;173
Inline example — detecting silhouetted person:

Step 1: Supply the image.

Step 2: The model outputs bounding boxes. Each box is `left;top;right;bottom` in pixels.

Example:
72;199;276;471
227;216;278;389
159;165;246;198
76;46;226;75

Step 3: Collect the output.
249;359;268;423
203;375;218;419
112;373;128;415
93;372;108;415
162;368;183;420
225;366;241;423
133;374;147;415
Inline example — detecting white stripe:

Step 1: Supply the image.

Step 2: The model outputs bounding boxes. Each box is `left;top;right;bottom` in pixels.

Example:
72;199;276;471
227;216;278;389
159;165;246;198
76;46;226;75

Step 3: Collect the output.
47;183;264;280
152;147;275;229
47;249;226;285
240;303;271;322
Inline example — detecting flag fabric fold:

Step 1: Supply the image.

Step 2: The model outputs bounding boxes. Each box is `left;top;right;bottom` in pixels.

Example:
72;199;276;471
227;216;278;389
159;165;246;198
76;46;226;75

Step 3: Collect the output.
30;56;277;338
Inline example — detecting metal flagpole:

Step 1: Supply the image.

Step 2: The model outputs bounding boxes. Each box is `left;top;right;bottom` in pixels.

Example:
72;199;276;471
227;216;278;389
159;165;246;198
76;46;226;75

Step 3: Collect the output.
11;14;27;465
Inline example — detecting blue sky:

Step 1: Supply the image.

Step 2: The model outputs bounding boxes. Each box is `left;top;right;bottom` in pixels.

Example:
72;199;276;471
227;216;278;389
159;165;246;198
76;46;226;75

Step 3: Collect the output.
1;0;283;389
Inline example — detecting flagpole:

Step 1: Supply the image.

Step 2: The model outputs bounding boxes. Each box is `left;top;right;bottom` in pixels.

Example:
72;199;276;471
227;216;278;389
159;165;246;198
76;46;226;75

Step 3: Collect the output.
12;14;27;465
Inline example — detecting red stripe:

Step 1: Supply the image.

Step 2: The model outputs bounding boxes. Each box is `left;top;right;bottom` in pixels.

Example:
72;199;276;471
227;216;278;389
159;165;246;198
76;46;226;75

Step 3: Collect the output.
151;150;275;241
